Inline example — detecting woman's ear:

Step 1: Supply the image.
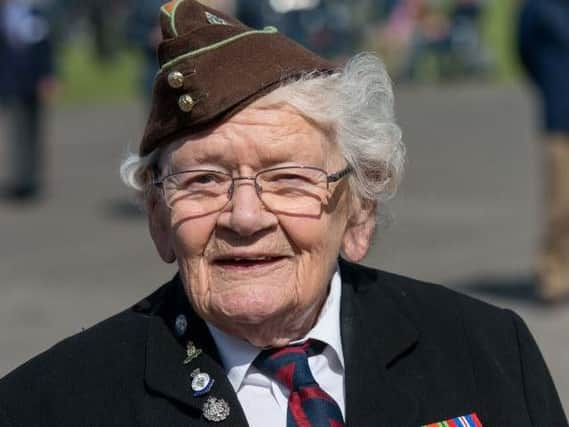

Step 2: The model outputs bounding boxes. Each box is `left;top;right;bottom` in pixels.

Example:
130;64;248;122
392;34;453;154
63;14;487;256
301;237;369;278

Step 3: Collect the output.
146;191;176;263
341;200;377;262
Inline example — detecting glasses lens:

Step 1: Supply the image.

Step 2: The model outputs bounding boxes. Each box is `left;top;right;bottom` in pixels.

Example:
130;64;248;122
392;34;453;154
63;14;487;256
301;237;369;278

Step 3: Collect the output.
257;167;329;214
162;170;231;212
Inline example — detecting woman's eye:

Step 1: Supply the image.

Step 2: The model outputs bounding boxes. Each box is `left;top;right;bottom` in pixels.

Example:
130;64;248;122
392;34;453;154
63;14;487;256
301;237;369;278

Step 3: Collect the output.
179;173;223;189
272;174;310;183
193;174;218;184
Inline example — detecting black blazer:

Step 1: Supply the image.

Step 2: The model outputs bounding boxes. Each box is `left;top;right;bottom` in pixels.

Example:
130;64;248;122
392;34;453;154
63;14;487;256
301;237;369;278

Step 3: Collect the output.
0;260;567;426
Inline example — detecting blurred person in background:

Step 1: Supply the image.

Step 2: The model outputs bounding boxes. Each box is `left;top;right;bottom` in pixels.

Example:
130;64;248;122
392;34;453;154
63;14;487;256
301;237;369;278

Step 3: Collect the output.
126;0;168;101
448;0;489;76
86;0;130;63
399;0;451;81
0;0;57;201
237;0;356;60
0;1;567;425
518;0;569;303
376;0;489;81
86;0;116;63
373;0;420;72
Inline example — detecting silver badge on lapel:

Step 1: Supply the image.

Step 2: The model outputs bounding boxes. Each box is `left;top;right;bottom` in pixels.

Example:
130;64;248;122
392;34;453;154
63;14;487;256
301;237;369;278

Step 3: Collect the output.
175;314;188;336
203;396;230;422
191;369;215;397
183;340;203;364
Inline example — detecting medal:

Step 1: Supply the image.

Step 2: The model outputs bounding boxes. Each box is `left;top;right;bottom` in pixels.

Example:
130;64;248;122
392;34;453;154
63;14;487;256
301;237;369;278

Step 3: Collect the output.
202;396;230;422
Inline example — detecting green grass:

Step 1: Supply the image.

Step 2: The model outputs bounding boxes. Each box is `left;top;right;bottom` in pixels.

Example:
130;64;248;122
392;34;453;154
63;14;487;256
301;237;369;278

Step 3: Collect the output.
56;41;141;105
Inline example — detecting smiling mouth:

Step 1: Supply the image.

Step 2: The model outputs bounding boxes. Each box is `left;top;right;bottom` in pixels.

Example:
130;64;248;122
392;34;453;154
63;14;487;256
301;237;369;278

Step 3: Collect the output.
212;256;288;269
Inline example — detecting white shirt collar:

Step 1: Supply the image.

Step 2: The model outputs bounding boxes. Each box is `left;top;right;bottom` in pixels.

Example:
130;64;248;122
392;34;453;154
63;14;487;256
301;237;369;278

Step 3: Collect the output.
207;264;344;392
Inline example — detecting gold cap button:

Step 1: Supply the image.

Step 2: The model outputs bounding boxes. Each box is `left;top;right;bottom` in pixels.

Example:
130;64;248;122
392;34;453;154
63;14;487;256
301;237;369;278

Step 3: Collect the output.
168;71;185;89
178;94;195;112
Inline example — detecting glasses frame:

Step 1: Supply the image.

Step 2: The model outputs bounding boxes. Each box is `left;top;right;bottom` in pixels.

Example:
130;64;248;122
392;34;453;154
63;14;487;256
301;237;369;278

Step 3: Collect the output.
152;164;353;211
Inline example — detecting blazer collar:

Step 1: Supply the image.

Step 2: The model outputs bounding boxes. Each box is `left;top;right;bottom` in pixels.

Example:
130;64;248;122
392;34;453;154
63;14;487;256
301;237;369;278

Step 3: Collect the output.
143;275;249;426
339;258;420;426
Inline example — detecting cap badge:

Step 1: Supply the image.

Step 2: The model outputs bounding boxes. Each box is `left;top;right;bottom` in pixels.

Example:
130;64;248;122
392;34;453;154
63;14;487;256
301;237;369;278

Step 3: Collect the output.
183;340;203;364
191;368;215;396
202;396;230;422
205;11;227;25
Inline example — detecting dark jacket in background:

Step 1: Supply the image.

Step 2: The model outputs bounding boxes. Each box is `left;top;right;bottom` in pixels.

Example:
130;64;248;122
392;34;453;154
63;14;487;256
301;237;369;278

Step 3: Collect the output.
0;2;54;100
125;0;167;96
518;0;569;133
0;260;567;426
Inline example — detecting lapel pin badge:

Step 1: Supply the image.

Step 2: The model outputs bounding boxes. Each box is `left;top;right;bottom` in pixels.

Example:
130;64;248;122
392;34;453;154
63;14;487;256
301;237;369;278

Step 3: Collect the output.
184;340;203;364
175;314;188;337
191;368;215;397
202;396;230;422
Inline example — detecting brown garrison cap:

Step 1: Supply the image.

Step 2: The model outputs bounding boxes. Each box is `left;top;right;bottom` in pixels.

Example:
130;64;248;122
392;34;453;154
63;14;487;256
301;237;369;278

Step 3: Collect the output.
139;0;336;156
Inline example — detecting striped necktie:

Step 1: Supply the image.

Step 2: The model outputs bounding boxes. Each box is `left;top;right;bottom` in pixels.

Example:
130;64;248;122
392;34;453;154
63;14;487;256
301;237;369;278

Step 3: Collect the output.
253;339;345;427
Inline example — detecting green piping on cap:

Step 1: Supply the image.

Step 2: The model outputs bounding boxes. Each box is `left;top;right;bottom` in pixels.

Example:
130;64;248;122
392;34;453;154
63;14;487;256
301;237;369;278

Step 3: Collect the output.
159;26;279;73
160;4;172;17
170;0;186;37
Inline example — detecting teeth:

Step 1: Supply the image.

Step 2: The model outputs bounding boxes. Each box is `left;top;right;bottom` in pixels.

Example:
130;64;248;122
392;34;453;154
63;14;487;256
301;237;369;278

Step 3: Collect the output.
218;257;279;262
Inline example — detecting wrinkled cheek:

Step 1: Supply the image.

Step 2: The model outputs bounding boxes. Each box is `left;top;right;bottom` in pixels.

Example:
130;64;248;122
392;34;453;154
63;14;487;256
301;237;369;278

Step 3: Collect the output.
171;216;217;315
179;259;213;317
288;233;342;309
295;253;328;298
171;214;216;256
279;217;328;250
181;258;209;294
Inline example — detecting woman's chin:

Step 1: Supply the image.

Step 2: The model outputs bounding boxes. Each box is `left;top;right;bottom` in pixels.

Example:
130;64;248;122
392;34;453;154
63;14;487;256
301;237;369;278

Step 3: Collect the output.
205;297;296;338
209;287;293;322
215;302;287;325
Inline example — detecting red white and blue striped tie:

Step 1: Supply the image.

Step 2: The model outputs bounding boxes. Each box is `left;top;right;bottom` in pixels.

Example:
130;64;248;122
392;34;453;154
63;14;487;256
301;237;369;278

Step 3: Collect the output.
253;339;345;427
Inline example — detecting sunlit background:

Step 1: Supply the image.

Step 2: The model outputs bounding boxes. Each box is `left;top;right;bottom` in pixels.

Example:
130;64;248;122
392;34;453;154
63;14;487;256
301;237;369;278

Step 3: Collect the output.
1;0;568;415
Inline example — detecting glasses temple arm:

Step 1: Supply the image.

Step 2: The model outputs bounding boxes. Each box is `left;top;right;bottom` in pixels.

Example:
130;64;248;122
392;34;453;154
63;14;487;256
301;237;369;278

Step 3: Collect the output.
327;165;353;183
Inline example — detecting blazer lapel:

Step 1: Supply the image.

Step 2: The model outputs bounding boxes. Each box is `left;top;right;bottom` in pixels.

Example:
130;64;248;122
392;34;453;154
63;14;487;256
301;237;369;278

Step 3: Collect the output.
340;259;420;427
143;277;249;427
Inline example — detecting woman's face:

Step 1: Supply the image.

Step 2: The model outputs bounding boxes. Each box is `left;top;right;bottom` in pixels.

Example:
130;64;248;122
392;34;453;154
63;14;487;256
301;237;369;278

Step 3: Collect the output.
149;103;375;346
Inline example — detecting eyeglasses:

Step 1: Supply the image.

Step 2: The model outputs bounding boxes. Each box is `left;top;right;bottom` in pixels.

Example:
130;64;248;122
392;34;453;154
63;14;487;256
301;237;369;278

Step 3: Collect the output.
153;165;352;215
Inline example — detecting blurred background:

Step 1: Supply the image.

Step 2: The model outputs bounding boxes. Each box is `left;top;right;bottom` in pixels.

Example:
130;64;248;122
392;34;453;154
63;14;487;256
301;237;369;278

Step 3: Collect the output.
1;0;568;415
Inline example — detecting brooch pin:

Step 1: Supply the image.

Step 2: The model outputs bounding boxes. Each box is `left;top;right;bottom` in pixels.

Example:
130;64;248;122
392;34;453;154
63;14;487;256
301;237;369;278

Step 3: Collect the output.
183;340;203;364
191;369;215;397
202;396;230;422
175;314;188;337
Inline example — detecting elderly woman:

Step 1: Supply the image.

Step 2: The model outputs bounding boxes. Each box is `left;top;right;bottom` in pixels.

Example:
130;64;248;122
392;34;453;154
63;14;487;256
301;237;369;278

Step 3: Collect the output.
0;1;566;426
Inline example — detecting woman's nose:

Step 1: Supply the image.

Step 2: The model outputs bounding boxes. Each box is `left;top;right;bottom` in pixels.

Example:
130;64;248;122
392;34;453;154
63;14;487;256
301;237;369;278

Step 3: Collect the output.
220;179;276;236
